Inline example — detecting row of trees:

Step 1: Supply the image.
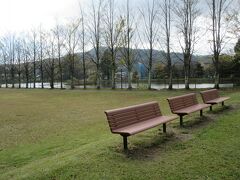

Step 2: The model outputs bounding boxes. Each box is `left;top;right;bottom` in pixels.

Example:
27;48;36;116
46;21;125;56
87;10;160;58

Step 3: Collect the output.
0;0;239;90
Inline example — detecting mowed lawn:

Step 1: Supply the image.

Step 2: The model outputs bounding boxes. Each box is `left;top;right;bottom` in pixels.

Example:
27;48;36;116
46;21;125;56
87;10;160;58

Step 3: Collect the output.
0;88;240;180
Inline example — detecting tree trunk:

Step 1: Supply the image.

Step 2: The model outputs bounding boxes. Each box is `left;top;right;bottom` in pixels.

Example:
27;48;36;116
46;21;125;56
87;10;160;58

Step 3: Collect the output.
4;65;8;88
148;47;153;90
111;49;116;90
185;74;190;90
50;73;54;89
40;32;44;89
11;66;15;88
70;54;75;89
59;58;63;89
40;60;44;88
96;64;101;89
148;70;151;90
18;72;21;88
167;47;173;90
214;71;220;89
127;70;132;90
26;72;29;89
184;54;190;90
111;54;116;89
214;51;220;89
184;61;190;90
50;64;54;89
83;56;86;89
58;44;63;89
111;68;116;90
33;33;36;89
33;60;36;88
18;64;21;88
168;66;173;90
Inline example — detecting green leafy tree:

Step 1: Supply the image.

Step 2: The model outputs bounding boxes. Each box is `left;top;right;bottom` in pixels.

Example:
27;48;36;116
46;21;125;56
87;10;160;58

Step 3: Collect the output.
219;54;234;78
194;62;204;78
234;39;240;77
100;50;112;80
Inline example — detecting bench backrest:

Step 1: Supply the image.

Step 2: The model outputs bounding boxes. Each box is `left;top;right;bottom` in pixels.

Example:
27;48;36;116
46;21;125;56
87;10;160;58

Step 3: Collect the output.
105;102;162;132
167;93;198;113
200;89;219;103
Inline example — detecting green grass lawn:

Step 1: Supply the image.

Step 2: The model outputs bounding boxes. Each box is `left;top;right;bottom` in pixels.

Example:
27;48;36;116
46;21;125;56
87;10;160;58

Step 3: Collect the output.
0;88;240;179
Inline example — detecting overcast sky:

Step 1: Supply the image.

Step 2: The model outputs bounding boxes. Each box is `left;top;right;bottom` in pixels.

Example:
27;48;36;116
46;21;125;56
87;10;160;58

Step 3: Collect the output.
0;0;83;33
0;0;238;55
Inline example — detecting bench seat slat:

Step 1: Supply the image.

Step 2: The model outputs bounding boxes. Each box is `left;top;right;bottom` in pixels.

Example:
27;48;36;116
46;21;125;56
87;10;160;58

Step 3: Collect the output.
112;115;178;135
205;97;229;104
173;104;210;114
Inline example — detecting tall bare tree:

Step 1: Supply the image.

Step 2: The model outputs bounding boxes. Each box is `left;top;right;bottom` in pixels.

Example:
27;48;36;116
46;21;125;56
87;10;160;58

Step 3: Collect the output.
22;39;31;88
39;26;45;88
44;31;56;89
16;38;22;88
139;0;159;90
88;0;105;89
31;30;38;88
1;35;13;88
2;51;8;88
53;23;65;89
208;0;233;88
121;0;136;90
79;5;87;89
174;0;200;89
103;0;124;89
0;40;8;88
1;34;16;88
161;0;173;90
0;41;3;88
9;35;16;88
64;19;80;89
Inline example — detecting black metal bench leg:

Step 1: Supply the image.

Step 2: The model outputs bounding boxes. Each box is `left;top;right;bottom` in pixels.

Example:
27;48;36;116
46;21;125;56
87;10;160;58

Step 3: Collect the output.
122;135;128;150
210;106;212;111
200;110;203;116
163;123;166;133
180;115;183;127
222;101;224;106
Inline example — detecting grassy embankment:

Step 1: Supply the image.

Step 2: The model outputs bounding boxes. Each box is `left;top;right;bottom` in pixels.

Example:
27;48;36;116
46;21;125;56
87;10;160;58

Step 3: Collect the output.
0;88;239;179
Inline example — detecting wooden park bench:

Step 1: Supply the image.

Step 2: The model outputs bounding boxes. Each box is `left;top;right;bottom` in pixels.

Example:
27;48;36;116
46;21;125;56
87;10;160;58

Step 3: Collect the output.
167;93;211;126
104;102;178;150
200;89;230;111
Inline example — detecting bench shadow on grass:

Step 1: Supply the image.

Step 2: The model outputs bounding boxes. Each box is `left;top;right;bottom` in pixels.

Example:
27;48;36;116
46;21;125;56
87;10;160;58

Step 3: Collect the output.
127;134;174;160
181;105;233;130
208;105;232;114
112;131;183;160
182;115;214;130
